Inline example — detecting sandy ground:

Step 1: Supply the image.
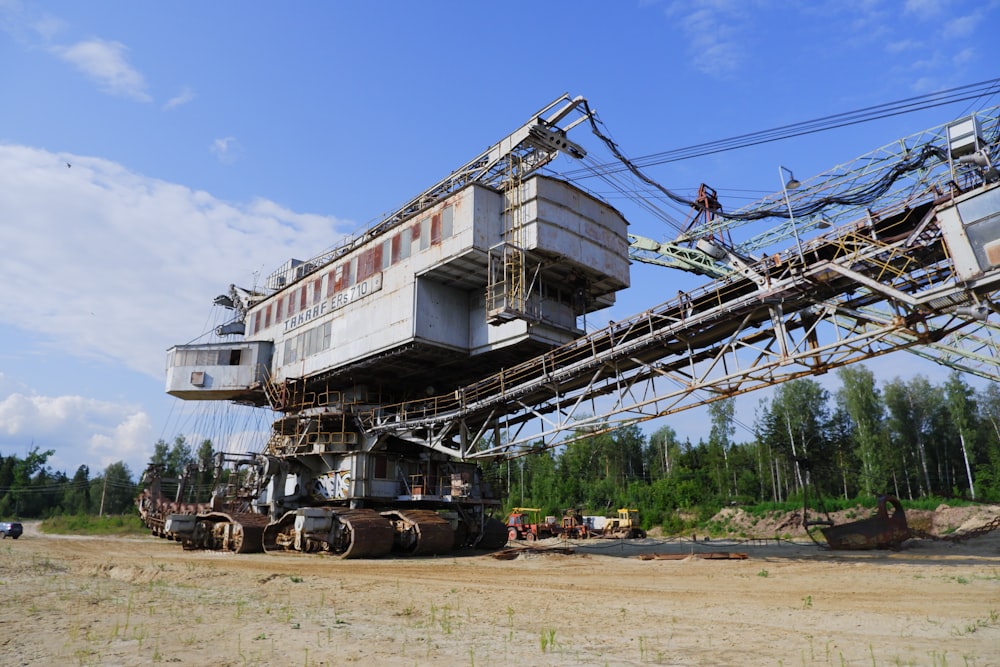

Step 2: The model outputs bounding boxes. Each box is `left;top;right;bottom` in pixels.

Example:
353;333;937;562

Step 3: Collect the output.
1;515;999;667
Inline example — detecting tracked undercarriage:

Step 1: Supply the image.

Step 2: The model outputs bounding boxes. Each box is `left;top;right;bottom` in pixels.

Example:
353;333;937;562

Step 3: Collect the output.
138;454;509;558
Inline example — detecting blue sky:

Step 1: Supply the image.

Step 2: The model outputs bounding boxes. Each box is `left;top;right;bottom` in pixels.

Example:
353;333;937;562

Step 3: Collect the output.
1;0;998;478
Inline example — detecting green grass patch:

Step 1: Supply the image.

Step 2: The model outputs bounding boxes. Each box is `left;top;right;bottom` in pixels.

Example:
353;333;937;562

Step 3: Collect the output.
40;514;147;536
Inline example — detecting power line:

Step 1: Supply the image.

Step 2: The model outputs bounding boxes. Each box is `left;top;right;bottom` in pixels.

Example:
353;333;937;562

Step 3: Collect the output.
562;77;1000;179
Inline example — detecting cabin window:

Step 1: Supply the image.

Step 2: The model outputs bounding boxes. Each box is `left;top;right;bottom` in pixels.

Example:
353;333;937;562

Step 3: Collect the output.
173;347;246;367
431;213;441;245
283;321;332;364
398;231;410;261
442;205;454;238
419;218;430;251
391;233;402;263
334;264;346;292
357;248;375;282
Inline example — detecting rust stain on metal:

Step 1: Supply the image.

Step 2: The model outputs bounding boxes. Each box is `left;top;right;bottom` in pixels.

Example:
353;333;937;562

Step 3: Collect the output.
822;495;911;550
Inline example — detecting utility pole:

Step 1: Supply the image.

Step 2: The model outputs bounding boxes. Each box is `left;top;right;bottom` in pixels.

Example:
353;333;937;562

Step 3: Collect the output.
99;475;107;517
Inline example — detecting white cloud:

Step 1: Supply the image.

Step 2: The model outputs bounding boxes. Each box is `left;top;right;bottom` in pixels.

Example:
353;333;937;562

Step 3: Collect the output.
0;390;151;474
84;410;153;473
211;136;243;164
904;0;949;19
0;0;63;45
664;0;751;78
910;76;937;93
164;86;196;110
0;144;353;476
30;13;64;41
885;39;921;54
0;144;351;379
51;38;151;102
952;47;975;66
942;13;978;39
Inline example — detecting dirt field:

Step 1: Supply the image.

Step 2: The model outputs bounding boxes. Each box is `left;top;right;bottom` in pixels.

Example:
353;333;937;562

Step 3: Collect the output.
2;510;999;667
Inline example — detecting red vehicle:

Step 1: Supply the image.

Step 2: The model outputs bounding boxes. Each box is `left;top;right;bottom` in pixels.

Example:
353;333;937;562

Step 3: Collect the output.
506;508;559;542
561;509;590;539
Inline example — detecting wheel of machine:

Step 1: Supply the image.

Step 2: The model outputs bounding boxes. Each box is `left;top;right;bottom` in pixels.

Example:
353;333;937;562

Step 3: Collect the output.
380;509;454;556
508;527;518;542
525;531;536;542
263;511;299;553
201;512;267;553
230;522;246;553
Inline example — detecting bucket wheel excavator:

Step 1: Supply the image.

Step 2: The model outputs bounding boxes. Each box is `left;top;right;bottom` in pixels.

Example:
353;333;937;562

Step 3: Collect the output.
139;94;1000;557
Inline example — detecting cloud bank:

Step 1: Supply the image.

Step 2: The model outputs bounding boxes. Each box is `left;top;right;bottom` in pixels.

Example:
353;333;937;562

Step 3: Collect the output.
0;144;351;476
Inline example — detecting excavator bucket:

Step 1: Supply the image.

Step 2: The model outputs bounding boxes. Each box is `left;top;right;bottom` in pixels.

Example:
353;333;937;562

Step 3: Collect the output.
821;495;911;550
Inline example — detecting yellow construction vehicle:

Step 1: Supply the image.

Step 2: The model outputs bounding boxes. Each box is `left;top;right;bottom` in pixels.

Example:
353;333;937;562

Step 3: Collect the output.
600;509;646;539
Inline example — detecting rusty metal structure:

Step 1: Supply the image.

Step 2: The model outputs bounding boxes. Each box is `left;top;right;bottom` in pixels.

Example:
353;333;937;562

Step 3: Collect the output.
820;496;912;550
139;95;1000;556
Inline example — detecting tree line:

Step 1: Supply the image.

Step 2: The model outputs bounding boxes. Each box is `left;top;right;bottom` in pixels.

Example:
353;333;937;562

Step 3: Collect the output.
2;366;999;527
485;367;1000;529
0;435;213;519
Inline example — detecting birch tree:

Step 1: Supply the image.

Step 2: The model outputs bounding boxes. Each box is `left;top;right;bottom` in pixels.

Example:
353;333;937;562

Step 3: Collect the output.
945;372;977;499
837;366;887;498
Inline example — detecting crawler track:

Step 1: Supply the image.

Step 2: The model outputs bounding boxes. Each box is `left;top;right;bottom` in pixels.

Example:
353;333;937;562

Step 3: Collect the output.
381;509;454;555
337;509;395;558
188;512;269;553
262;508;395;558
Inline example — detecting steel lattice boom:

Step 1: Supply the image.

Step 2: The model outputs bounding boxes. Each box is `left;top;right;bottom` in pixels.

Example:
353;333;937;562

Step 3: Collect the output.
151;98;1000;559
360;120;1000;458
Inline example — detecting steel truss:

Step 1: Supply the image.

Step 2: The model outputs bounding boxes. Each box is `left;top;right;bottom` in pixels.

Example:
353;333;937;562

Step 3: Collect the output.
359;182;1000;459
627;105;1000;277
